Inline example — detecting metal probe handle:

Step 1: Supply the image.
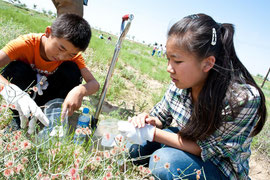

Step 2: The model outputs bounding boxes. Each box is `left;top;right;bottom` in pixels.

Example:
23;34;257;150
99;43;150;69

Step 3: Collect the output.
91;14;134;129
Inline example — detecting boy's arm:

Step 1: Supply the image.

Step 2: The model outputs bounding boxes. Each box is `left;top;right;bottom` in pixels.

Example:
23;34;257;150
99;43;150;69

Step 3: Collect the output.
0;50;12;87
0;50;49;130
62;67;100;116
79;67;100;96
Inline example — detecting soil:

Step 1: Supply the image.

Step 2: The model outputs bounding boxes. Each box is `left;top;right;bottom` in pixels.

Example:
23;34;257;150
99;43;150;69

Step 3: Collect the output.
249;152;270;179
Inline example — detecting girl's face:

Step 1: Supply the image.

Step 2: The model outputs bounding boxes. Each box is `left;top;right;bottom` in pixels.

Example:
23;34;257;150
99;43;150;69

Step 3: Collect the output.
166;37;210;94
41;27;80;61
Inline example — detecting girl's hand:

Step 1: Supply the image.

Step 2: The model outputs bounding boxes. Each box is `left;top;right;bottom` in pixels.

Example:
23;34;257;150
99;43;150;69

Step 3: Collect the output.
128;113;160;128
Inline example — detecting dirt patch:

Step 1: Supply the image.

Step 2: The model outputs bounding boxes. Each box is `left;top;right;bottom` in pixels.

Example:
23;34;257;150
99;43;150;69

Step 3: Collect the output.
249;152;270;179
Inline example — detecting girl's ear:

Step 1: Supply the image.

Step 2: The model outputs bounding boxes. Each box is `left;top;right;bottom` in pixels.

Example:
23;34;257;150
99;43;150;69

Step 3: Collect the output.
202;56;215;72
45;26;52;38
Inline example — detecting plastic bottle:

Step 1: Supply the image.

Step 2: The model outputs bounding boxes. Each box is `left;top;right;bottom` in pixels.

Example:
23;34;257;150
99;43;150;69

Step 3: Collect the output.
73;107;90;144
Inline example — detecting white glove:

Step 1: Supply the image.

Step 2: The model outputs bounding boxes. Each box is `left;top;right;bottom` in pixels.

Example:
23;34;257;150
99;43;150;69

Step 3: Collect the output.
0;84;49;132
117;121;155;145
36;73;49;96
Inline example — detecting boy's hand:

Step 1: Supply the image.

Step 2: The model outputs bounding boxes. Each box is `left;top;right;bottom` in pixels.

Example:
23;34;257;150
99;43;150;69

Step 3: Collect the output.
0;84;49;129
61;86;84;118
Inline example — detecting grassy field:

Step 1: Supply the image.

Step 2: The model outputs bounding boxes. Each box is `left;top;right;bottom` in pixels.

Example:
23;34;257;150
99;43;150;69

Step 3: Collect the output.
0;0;269;179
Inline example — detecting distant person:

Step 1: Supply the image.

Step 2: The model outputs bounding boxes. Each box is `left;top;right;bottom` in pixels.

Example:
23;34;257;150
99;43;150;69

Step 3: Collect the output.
107;36;112;41
162;45;166;58
52;0;88;17
157;44;163;57
0;14;99;133
99;34;104;39
118;13;266;179
152;43;158;56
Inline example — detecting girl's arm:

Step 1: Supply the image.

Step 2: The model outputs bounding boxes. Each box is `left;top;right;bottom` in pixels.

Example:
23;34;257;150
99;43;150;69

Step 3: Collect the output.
154;128;202;156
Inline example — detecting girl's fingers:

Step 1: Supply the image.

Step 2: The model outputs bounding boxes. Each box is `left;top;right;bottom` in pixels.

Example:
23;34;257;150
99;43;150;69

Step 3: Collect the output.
128;113;149;128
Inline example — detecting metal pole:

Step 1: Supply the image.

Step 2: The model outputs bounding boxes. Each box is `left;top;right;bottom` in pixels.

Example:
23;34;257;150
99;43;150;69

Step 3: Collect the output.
91;14;134;129
261;67;270;88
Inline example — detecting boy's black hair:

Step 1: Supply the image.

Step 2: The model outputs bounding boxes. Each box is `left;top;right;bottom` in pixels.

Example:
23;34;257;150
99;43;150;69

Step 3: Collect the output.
51;13;91;51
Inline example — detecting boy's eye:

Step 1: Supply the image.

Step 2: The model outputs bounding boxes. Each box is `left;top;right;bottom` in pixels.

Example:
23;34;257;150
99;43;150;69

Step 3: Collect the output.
58;48;64;52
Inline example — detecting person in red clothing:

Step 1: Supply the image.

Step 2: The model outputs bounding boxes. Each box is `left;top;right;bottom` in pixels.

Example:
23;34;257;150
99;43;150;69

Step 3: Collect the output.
0;13;99;132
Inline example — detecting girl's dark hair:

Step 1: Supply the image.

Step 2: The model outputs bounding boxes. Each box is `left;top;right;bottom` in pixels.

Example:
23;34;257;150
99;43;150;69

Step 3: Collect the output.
51;13;91;51
168;13;266;140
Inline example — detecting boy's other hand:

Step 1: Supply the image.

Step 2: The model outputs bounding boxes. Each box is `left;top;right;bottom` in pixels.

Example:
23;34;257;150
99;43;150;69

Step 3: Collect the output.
61;86;84;118
0;84;49;129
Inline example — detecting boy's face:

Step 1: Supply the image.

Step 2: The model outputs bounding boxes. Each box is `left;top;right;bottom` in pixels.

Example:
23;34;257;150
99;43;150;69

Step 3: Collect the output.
42;27;80;61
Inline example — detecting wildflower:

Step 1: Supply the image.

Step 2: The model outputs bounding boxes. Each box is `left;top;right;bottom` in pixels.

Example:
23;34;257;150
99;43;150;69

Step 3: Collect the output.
149;176;155;180
9;104;16;109
51;175;59;179
21;156;29;164
68;167;77;177
36;171;43;179
196;170;201;175
5;160;14;168
73;149;80;159
84;127;91;135
95;156;101;162
110;148;116;155
104;151;110;159
164;162;170;169
144;168;151;174
14;163;24;174
14;135;20;141
75;128;82;135
3;168;14;178
153;154;160;162
196;174;200;180
106;165;112;171
138;165;144;172
20;140;31;150
106;171;113;179
17;131;22;136
1;104;7;108
81;128;86;135
32;86;38;92
13;146;19;151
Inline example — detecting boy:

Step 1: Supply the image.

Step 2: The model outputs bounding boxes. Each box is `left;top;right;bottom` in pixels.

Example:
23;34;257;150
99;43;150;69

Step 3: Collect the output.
0;13;99;133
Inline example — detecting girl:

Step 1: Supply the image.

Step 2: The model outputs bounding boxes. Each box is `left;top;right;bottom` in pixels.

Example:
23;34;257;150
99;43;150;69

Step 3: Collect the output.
118;13;266;179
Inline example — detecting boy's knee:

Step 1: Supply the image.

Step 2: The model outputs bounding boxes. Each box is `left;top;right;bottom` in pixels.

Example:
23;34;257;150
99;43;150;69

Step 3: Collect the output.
1;61;36;89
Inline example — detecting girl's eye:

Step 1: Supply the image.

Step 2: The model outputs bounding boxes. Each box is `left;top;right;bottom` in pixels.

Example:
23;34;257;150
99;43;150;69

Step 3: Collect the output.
58;48;64;52
175;61;182;64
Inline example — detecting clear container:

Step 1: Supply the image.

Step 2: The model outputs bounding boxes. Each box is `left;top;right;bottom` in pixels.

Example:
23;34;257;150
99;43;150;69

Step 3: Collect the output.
37;98;68;142
73;107;90;144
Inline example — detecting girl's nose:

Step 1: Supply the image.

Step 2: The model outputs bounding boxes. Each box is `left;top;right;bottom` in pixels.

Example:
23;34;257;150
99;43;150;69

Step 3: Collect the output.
167;62;174;73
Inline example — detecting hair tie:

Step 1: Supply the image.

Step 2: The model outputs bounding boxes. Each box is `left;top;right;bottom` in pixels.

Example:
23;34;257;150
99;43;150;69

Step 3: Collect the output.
211;28;217;46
